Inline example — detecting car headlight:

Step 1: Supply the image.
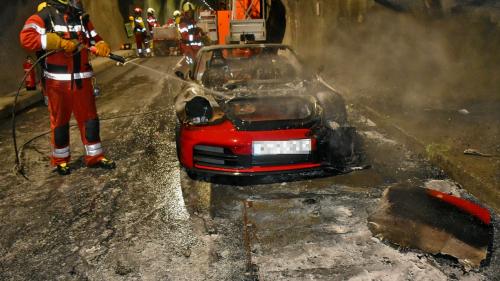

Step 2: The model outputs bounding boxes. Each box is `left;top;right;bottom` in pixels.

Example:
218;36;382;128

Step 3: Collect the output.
185;96;213;124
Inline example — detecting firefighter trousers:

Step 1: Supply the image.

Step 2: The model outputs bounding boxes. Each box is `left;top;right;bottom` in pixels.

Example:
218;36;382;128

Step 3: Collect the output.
45;78;105;166
180;44;201;63
135;32;145;53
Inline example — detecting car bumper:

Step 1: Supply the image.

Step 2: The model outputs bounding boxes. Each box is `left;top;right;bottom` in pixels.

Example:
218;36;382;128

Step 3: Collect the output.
178;120;322;174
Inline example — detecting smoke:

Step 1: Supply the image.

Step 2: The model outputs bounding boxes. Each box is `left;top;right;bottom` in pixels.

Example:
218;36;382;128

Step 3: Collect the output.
299;6;500;110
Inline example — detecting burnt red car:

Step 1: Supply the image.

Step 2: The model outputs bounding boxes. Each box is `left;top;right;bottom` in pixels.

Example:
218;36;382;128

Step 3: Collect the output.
174;44;362;178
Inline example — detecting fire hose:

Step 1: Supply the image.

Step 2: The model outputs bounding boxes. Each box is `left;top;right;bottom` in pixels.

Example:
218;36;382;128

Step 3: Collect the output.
12;46;125;179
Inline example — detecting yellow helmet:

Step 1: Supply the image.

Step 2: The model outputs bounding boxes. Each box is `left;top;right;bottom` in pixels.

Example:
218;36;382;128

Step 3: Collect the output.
173;10;181;17
37;2;48;12
182;2;195;12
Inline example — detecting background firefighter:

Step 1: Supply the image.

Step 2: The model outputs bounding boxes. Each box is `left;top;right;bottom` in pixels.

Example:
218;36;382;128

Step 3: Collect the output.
166;10;182;27
146;8;160;52
130;7;151;57
19;0;116;175
146;8;160;34
179;2;203;63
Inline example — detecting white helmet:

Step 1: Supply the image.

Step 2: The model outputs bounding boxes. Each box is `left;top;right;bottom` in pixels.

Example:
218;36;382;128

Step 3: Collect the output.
147;8;155;14
183;2;195;12
173;10;181;17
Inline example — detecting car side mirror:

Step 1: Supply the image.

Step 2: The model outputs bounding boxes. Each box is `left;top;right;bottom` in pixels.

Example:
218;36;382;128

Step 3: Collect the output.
175;71;185;80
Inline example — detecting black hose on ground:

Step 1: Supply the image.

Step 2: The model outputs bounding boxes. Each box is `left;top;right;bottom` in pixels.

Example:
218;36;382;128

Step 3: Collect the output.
12;50;57;179
15;108;170;181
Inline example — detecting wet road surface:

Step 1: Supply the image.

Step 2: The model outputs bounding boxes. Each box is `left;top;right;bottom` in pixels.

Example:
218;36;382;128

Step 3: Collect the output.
0;57;498;280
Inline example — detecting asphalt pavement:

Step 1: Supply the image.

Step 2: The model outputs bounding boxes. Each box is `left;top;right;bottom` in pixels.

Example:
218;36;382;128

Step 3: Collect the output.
356;98;500;213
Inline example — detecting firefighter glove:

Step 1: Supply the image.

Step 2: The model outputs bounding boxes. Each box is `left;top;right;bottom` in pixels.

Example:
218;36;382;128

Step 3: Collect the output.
94;41;111;57
60;39;79;53
45;33;78;53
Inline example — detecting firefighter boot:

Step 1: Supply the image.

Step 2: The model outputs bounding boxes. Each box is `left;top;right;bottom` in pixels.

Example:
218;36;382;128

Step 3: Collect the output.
95;158;116;170
56;163;71;176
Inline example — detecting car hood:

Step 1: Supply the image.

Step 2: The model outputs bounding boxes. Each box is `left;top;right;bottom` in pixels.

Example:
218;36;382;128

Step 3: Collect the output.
216;79;309;99
214;80;323;131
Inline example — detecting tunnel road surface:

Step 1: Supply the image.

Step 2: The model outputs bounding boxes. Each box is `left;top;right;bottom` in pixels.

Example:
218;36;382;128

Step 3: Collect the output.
0;57;498;281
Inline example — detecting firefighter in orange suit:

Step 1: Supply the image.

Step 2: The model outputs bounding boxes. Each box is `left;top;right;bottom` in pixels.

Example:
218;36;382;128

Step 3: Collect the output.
20;0;116;175
167;10;182;27
146;8;160;52
179;2;203;63
130;7;151;57
146;8;160;34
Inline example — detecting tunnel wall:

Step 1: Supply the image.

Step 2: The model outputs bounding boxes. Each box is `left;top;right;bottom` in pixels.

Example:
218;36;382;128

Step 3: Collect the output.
0;0;127;95
81;0;127;49
145;0;179;24
282;0;375;59
1;0;40;94
281;0;500;107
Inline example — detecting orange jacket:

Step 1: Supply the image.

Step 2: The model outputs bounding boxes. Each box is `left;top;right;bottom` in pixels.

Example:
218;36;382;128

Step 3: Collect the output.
179;18;203;46
147;15;160;32
20;6;102;80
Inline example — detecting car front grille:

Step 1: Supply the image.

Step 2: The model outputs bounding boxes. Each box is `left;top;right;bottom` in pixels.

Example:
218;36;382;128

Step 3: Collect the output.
193;145;316;169
194;145;250;168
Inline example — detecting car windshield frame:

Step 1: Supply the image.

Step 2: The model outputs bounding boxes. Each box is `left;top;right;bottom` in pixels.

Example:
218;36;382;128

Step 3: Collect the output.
192;44;304;87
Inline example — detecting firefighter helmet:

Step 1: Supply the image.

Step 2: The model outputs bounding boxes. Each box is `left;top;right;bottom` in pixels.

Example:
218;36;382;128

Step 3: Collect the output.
147;8;155;15
47;0;83;13
52;0;69;4
134;7;143;15
37;2;48;12
69;0;84;15
182;2;195;12
173;10;181;17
